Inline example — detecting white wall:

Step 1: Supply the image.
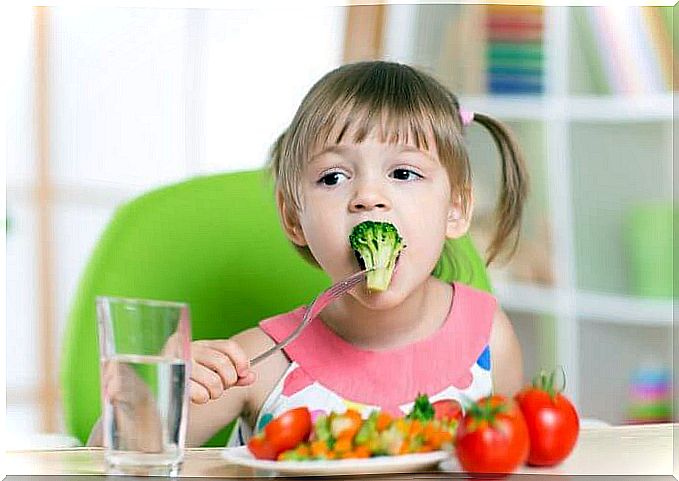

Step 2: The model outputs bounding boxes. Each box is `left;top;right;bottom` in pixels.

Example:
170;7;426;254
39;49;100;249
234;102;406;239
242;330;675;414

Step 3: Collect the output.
202;6;346;174
6;5;346;440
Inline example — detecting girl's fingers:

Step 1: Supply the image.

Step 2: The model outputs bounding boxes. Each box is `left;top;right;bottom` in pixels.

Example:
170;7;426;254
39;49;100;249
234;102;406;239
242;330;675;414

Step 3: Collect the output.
190;361;226;400
189;380;211;404
187;339;255;404
234;371;256;387
203;340;251;378
192;346;238;388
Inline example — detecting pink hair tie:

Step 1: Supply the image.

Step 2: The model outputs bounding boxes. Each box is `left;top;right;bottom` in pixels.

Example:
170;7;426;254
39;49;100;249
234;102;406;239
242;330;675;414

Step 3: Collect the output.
459;107;474;126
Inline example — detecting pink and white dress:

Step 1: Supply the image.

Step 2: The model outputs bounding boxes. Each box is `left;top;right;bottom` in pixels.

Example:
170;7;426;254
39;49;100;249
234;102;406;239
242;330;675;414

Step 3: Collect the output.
228;281;496;446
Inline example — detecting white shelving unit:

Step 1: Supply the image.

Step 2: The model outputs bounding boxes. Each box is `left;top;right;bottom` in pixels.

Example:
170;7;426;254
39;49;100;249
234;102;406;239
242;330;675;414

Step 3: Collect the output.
494;280;673;327
384;5;674;424
457;93;673;122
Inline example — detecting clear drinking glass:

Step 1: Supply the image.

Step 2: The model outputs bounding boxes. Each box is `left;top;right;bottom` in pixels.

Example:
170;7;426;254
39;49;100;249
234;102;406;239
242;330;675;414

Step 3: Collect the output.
96;296;191;474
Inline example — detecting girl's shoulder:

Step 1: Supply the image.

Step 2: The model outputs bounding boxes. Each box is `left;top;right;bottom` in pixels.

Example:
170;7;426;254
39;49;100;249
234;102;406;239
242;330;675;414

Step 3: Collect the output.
451;280;498;323
232;305;306;359
258;306;307;342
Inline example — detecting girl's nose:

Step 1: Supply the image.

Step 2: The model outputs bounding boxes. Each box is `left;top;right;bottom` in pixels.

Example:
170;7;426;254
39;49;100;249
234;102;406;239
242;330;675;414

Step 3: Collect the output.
348;186;390;212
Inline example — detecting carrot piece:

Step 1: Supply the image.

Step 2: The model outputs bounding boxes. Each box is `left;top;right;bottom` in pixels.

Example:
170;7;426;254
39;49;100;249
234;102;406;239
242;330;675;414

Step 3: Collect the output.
398;442;410;455
334;436;352;453
345;409;362;423
340;450;357;459
341;409;363;439
433;433;446;450
310;440;328;457
423;423;436;440
353;444;371;458
376;412;392;432
296;444;311;456
409;419;423;436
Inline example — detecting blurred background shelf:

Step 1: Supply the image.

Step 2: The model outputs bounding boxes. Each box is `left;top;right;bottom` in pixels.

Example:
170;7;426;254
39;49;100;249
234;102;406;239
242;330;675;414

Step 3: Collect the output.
458;95;550;120
384;3;675;425
566;94;673;122
576;291;673;327
495;281;673;326
494;281;558;316
459;93;673;122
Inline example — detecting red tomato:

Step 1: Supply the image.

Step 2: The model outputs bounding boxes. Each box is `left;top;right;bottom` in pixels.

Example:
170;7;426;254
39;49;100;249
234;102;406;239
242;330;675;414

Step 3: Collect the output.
455;395;530;475
263;407;312;454
515;370;580;466
247;435;278;460
432;399;463;422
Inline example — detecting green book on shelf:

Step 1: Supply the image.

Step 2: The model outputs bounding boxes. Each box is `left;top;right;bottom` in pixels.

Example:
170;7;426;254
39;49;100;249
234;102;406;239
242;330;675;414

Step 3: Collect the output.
627;402;673;421
658;7;677;53
624;203;676;299
488;42;544;62
572;7;610;95
659;6;678;90
491;56;544;71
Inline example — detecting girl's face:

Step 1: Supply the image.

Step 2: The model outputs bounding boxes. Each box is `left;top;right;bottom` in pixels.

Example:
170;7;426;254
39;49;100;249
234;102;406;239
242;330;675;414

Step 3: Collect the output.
283;132;470;310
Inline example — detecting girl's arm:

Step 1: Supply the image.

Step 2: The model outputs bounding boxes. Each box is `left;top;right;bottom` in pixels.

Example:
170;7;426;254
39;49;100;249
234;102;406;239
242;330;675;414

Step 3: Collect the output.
185;371;250;447
186;326;288;447
489;308;524;397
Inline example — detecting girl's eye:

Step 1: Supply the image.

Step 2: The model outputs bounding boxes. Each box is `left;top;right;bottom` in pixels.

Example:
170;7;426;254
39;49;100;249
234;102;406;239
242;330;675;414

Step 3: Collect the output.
318;171;348;186
391;168;422;181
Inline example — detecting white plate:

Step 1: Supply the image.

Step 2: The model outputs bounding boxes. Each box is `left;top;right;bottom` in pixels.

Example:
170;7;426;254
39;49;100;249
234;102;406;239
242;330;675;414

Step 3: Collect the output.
222;446;452;475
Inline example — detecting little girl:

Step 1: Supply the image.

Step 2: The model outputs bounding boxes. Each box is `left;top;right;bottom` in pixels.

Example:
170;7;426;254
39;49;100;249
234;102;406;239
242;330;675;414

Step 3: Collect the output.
90;61;527;448
183;60;527;448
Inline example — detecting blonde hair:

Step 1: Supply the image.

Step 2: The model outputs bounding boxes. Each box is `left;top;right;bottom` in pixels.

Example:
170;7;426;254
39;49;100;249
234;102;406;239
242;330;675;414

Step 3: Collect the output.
268;61;528;268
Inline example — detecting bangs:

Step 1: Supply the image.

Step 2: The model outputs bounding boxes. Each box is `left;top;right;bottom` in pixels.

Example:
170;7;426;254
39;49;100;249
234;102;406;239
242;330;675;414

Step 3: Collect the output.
315;98;437;154
295;62;463;162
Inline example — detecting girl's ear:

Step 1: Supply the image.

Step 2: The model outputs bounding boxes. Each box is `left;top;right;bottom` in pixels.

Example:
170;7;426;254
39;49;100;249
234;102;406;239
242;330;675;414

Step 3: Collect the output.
445;193;473;239
276;189;307;246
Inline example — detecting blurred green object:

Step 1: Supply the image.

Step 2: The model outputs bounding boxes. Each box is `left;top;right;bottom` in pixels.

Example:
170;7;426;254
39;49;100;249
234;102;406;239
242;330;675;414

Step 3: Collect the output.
625;202;676;298
60;169;492;447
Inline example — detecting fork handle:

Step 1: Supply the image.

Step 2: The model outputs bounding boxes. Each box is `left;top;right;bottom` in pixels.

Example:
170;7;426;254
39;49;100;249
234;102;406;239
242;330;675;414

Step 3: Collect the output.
247;269;369;368
248;303;316;367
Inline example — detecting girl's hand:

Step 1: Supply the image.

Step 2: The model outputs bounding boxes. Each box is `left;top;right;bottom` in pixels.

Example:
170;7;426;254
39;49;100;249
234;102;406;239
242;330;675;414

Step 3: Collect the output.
189;339;256;404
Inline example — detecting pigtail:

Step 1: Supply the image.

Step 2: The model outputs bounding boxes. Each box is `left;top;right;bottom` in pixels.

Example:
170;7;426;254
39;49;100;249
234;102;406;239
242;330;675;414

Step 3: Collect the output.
471;113;529;266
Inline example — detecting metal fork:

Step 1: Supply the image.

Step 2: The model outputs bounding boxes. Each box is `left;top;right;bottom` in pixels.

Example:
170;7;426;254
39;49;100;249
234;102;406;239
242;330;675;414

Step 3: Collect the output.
249;268;371;367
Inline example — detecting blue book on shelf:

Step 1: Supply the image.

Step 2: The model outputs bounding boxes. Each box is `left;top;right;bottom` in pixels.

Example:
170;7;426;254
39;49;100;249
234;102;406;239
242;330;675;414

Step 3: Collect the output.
489;77;544;94
489;71;543;84
489;66;543;78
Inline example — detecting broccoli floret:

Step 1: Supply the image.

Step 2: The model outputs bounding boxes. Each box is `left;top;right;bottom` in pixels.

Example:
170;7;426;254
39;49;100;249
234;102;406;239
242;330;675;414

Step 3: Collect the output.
406;394;435;422
349;221;405;292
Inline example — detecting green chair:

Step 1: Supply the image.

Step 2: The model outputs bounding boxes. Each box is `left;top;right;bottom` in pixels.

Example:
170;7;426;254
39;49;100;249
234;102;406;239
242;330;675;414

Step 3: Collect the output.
60;169;492;447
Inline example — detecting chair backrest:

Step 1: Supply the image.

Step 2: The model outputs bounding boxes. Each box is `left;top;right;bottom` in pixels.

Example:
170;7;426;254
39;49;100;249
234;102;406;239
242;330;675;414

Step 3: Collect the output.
60;169;491;446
